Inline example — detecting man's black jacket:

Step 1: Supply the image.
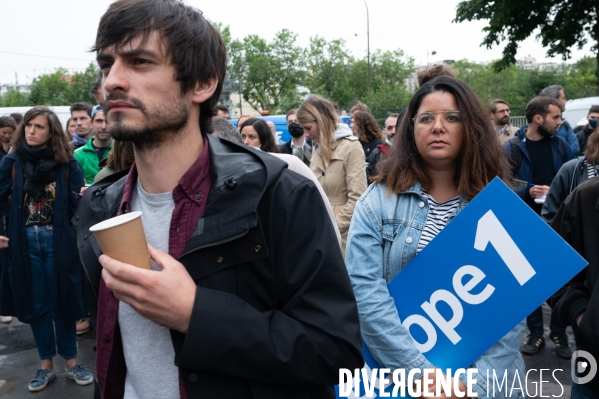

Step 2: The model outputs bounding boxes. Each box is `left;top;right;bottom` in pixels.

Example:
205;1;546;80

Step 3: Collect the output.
551;177;599;391
73;135;363;398
278;141;311;166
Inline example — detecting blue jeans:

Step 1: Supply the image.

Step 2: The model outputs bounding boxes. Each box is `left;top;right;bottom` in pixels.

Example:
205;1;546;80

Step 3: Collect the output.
526;303;566;336
27;225;77;360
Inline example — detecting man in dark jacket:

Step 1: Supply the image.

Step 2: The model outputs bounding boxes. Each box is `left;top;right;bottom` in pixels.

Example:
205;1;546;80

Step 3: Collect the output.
551;177;599;397
278;109;312;166
540;84;581;155
503;96;574;359
575;105;599;153
74;1;363;398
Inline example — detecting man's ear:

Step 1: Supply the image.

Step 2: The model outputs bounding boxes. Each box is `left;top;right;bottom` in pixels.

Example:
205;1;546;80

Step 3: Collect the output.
192;77;218;104
533;114;543;125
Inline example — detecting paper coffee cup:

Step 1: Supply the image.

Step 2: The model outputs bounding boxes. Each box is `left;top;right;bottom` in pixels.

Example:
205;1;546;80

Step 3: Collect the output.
89;211;152;270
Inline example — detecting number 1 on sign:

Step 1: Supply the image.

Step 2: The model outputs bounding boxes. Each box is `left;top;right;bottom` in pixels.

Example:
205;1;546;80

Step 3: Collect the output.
474;210;536;286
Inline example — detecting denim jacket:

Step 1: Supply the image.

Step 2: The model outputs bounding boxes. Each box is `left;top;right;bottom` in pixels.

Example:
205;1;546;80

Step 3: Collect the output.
346;182;525;399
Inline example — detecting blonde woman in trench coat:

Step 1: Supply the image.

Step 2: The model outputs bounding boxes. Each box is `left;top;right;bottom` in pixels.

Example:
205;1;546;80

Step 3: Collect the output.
297;95;367;255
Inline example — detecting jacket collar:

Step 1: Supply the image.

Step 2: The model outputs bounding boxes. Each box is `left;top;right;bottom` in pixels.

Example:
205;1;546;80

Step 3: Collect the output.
79;137;113;153
84;135;288;257
401;181;469;209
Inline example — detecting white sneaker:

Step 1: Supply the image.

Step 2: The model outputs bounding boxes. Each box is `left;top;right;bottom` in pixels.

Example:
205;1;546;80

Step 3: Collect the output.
0;315;12;323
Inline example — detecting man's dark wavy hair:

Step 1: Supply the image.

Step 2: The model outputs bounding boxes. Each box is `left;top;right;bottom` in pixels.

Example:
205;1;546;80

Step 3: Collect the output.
92;0;226;134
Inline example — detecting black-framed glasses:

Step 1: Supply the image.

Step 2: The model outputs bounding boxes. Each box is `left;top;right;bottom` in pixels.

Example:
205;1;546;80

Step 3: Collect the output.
494;108;511;114
412;111;463;132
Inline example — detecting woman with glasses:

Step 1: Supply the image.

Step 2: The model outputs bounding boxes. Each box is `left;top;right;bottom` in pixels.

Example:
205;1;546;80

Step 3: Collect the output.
0;107;93;392
346;77;524;398
297;95;367;256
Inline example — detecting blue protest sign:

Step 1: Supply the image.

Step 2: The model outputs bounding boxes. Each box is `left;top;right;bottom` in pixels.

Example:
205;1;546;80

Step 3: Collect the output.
338;177;587;398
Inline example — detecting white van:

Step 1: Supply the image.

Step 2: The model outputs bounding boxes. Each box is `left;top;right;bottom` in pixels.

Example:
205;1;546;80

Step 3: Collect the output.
0;106;73;130
563;97;599;127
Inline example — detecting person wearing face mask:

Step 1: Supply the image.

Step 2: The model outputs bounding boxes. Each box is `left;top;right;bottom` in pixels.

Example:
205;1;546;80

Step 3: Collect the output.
575;105;599;153
278;109;312;166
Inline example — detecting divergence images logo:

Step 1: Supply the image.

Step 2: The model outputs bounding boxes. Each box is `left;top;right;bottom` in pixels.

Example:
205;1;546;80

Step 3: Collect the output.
571;350;597;385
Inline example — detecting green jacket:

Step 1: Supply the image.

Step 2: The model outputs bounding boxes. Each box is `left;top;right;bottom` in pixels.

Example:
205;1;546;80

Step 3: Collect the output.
74;138;113;184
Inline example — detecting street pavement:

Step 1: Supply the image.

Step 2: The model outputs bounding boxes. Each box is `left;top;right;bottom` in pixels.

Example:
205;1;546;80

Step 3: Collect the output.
521;303;574;399
0;303;575;398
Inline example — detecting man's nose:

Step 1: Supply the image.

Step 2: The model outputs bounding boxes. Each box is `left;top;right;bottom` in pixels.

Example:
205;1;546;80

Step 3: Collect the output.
103;58;129;94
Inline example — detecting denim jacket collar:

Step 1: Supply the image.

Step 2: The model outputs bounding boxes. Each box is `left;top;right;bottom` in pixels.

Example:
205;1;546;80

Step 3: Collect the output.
400;181;469;216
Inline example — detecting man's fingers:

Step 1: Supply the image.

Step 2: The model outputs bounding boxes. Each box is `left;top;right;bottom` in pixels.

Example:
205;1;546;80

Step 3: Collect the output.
148;244;181;271
101;266;149;306
100;254;149;283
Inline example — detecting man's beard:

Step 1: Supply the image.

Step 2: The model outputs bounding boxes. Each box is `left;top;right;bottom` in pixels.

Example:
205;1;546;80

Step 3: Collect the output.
497;116;509;126
107;94;188;151
537;123;555;139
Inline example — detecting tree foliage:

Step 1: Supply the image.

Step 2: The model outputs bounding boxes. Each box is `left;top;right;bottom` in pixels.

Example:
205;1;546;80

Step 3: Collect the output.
0;89;30;107
229;29;306;114
454;0;599;93
28;63;98;106
305;37;354;105
451;56;598;115
304;42;415;113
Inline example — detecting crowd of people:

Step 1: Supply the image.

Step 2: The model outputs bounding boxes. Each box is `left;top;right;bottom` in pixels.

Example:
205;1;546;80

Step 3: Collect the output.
0;0;598;398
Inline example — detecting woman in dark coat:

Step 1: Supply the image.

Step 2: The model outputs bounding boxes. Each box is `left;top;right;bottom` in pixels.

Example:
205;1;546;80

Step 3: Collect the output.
0;116;17;323
353;111;387;179
0;107;92;392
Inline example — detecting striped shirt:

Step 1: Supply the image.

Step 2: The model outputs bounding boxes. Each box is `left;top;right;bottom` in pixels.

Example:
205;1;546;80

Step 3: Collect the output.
585;159;598;179
416;192;461;254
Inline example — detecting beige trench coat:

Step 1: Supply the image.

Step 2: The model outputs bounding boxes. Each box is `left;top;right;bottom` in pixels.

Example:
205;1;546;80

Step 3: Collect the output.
310;135;367;256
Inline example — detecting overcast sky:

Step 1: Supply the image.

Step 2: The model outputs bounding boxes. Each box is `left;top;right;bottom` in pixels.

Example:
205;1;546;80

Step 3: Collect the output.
1;0;594;85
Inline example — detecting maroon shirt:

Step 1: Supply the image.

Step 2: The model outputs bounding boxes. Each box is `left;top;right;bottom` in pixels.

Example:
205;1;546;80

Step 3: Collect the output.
95;136;211;399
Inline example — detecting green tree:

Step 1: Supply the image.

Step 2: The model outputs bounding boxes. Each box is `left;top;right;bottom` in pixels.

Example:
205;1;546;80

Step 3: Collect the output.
212;22;232;54
1;88;30;106
229;29;305;113
452;60;563;115
345;50;415;116
29;68;71;105
565;56;598;99
28;63;98;106
454;0;599;93
66;63;99;104
305;37;355;106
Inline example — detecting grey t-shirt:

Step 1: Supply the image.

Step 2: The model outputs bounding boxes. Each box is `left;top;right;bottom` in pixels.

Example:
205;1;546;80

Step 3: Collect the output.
118;179;179;399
